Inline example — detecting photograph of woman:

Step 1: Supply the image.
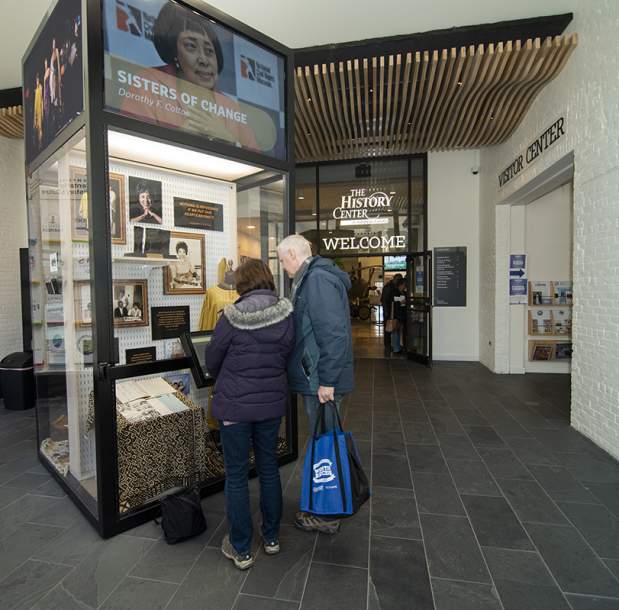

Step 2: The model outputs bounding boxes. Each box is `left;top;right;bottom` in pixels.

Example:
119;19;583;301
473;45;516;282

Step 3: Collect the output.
164;232;205;295
116;0;264;151
129;177;163;225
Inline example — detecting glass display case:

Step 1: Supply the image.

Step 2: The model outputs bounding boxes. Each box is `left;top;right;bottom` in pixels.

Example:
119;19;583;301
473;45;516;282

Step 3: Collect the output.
23;0;295;537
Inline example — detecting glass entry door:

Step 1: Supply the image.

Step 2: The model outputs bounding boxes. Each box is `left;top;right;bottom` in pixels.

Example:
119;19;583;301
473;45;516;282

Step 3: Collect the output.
407;252;432;365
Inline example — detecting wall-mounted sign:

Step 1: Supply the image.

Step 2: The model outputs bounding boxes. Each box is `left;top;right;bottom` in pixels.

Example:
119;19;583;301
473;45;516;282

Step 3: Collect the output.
102;0;286;160
126;346;157;365
434;247;467;307
498;117;565;189
509;254;527;304
174;197;223;232
322;234;406;252
151;305;190;340
332;188;396;226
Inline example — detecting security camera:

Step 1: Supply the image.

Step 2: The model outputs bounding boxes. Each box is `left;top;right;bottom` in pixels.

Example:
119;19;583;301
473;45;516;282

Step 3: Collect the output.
471;166;480;175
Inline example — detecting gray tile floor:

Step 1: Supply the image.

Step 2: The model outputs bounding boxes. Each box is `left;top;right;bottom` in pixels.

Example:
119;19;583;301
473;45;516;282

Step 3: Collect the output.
1;361;619;609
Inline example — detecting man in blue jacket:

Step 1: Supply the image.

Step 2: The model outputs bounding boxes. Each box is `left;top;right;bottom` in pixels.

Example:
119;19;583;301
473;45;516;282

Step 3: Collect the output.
278;234;354;534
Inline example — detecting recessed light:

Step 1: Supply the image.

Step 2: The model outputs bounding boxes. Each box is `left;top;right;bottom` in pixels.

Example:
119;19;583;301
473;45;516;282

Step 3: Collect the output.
246;225;256;230
307;97;312;103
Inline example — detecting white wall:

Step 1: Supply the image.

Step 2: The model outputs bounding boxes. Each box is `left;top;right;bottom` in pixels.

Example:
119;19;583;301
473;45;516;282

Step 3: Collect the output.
0;136;28;356
479;1;619;459
428;150;480;361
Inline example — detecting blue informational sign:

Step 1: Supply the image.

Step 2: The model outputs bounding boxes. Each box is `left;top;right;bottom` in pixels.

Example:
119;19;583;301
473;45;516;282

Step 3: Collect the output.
510;279;527;296
510;254;526;270
509;254;527;304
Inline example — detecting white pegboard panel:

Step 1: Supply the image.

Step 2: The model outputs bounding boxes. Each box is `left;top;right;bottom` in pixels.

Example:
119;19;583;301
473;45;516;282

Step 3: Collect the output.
108;159;238;364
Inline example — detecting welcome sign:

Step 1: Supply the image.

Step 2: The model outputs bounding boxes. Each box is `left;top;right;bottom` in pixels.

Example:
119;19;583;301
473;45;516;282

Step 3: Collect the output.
320;185;406;254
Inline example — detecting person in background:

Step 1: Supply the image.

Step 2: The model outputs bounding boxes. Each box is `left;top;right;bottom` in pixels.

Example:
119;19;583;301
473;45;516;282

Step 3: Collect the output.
205;259;294;570
381;272;403;356
277;234;354;535
391;278;407;354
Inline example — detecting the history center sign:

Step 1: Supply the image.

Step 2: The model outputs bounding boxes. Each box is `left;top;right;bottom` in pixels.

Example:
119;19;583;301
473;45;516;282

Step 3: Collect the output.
321;187;407;254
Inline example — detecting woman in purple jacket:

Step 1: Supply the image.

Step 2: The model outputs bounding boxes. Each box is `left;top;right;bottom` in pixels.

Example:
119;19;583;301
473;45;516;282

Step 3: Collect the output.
205;259;294;570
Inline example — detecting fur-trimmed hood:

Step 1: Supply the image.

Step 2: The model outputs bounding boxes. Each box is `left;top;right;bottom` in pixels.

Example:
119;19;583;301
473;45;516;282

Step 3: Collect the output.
223;289;293;330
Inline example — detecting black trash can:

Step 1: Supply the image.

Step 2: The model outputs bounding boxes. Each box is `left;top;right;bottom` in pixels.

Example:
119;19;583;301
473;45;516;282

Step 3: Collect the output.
0;352;35;410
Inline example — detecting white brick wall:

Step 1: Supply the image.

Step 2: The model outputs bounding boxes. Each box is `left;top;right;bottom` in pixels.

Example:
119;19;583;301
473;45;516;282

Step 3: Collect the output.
479;0;619;458
0;136;28;358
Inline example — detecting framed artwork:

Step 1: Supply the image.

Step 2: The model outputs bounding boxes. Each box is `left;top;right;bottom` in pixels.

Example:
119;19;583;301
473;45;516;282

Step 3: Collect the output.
129;176;163;225
530;342;554;361
113;280;149;328
70;167;126;244
164;372;191;396
163;231;206;295
73;280;92;327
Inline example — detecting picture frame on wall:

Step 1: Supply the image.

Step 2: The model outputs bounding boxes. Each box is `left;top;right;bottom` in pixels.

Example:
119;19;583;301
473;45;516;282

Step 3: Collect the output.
129;176;163;225
163;231;206;295
73;280;92;327
113;280;149;328
70;167;127;244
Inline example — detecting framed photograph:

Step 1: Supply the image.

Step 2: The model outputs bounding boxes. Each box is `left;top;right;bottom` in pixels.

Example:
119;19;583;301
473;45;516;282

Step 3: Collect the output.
163;231;206;295
109;172;127;244
70;167;126;244
113;280;149;328
130;226;170;258
164;372;191;396
73;280;92;327
530;341;554;361
129;176;163;225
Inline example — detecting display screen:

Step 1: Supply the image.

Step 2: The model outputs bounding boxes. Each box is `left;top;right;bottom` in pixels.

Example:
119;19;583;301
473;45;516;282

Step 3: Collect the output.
384;255;407;271
180;331;212;387
102;0;286;160
23;0;83;166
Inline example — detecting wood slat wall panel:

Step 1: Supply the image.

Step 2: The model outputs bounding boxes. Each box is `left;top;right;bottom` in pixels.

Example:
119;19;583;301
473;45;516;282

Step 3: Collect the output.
295;34;577;162
0;105;23;139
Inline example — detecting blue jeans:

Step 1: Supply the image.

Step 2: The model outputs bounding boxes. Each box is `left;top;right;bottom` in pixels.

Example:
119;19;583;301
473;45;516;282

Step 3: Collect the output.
391;327;401;353
219;417;282;555
303;395;343;436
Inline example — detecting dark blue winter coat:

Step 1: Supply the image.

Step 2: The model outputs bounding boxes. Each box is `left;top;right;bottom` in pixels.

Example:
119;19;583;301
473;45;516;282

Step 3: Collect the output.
288;257;354;396
205;289;294;422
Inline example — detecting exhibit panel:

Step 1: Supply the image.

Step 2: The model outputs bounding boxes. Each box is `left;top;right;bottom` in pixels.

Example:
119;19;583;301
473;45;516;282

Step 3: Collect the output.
26;129;99;512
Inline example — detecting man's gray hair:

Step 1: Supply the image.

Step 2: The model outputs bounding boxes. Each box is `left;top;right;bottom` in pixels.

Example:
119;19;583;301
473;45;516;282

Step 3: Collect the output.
277;234;312;259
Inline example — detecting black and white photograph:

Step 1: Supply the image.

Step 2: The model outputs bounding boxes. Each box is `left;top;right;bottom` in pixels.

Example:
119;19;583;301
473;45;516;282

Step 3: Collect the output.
113;279;149;328
128;176;162;225
163;231;206;295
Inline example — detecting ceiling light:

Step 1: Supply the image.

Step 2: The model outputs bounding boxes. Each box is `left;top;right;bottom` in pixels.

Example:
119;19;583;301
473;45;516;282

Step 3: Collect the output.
298;195;305;200
312;212;317;216
246;225;256;230
307;97;312;103
457;81;463;86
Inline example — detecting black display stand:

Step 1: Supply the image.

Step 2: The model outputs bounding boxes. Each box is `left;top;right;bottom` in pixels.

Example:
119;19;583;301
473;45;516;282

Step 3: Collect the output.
23;0;296;538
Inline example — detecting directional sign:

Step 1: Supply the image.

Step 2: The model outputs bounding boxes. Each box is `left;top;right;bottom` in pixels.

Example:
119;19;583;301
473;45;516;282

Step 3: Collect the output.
509;254;527;304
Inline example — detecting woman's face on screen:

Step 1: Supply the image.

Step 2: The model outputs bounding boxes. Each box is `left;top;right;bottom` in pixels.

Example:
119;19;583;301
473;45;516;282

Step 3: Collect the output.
176;29;219;90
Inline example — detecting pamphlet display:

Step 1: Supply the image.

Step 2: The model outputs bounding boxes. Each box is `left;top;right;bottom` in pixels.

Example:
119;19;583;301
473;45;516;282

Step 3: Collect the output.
527;280;572;363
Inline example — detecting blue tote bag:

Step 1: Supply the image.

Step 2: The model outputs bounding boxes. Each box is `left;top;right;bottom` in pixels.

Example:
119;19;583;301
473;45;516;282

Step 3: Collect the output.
300;401;370;517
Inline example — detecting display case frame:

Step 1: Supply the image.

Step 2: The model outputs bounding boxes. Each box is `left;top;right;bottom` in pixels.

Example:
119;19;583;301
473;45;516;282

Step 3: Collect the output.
23;0;296;538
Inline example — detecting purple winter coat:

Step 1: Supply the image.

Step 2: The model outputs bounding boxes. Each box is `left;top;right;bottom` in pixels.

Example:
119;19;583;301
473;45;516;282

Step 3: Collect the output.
205;289;294;422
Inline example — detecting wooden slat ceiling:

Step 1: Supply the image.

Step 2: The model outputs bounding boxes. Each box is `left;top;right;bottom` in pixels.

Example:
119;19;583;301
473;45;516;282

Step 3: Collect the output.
294;33;578;162
0;105;23;139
